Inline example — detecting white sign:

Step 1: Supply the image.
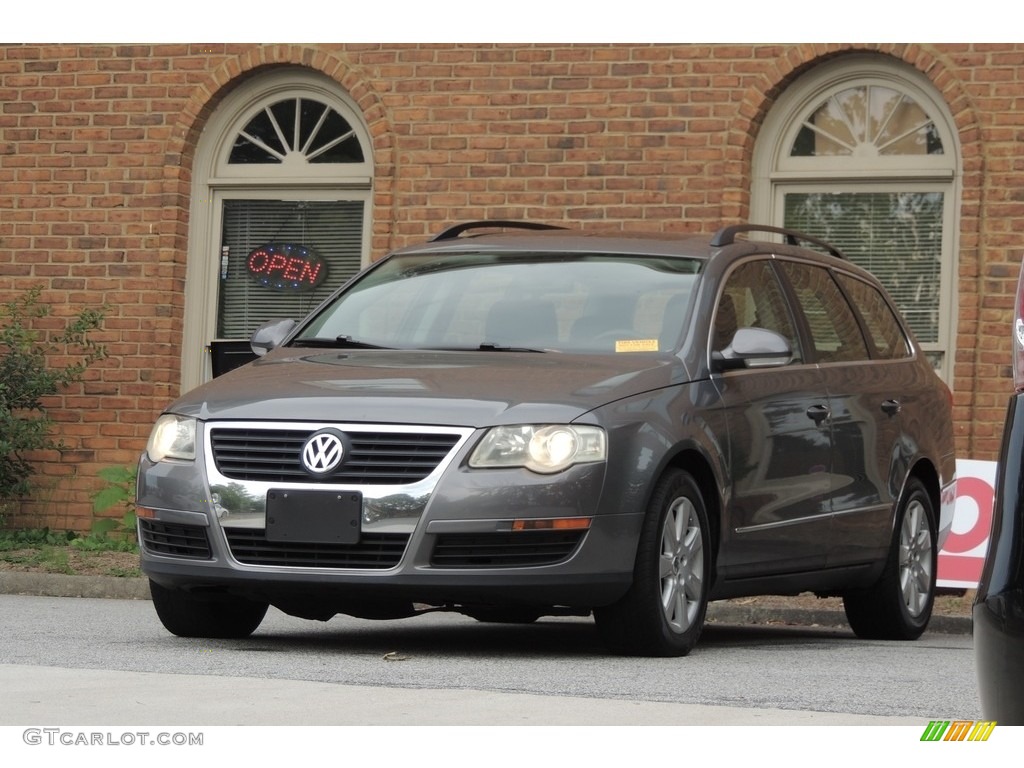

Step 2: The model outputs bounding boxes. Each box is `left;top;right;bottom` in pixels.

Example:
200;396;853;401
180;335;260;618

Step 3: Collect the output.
938;459;996;589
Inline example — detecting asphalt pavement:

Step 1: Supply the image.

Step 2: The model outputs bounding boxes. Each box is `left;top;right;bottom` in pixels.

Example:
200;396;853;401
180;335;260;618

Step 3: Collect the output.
0;572;975;729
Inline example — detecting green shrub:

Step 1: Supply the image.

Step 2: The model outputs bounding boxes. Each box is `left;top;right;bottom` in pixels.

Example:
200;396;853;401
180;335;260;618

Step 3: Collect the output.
0;527;76;551
88;465;138;545
0;287;107;503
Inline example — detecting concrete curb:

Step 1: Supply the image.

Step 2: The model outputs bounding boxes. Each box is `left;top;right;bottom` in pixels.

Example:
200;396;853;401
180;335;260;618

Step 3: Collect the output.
0;572;973;634
704;602;972;635
0;572;151;600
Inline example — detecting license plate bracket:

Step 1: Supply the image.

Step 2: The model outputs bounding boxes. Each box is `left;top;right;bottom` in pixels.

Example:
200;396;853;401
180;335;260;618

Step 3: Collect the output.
265;489;362;544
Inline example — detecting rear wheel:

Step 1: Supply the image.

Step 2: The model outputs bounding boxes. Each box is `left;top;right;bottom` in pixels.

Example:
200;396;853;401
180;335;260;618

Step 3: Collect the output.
843;478;936;640
594;469;711;656
149;581;269;639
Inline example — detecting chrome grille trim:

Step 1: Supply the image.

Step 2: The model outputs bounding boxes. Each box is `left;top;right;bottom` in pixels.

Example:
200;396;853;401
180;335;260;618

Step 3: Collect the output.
201;421;475;537
209;426;464;485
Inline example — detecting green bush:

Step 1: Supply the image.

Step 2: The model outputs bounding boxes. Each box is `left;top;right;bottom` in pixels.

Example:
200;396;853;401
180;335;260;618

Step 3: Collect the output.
89;465;138;545
0;526;138;558
0;287;107;505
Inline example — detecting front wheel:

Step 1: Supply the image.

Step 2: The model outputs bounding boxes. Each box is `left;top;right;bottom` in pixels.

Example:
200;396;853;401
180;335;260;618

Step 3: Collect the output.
594;469;711;656
843;478;936;640
149;581;269;639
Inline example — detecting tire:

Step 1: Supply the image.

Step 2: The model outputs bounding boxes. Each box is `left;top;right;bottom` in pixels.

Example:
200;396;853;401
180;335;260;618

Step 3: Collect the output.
149;580;268;639
843;478;936;640
594;469;711;657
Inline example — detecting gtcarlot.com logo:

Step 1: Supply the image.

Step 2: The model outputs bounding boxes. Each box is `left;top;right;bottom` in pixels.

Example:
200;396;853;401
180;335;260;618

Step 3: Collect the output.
22;729;203;747
920;721;996;742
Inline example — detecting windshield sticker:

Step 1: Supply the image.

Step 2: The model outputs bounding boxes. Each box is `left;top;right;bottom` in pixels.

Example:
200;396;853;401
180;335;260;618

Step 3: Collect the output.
615;339;659;353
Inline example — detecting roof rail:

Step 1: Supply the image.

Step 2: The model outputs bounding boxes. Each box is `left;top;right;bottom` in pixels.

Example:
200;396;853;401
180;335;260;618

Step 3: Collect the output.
430;220;567;242
710;224;845;259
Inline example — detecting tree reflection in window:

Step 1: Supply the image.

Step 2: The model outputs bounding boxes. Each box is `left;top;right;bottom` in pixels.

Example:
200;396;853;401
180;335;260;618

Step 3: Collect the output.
792;85;943;157
230;97;365;165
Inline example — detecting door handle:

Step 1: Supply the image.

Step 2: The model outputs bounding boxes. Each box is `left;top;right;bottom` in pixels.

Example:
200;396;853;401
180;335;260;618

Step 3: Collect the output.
806;404;831;425
881;399;902;416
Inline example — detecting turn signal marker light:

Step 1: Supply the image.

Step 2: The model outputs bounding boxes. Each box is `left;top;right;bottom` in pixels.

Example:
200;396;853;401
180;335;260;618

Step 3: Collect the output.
512;517;592;531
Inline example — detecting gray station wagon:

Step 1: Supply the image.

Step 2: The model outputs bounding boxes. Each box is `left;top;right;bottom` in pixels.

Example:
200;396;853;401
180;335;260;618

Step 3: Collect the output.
137;221;958;656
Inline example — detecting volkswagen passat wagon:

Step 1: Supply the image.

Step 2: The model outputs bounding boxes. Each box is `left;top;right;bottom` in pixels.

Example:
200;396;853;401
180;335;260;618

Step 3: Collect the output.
137;221;958;656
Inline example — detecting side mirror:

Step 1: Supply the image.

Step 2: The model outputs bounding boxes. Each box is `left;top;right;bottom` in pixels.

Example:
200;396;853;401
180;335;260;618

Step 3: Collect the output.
250;318;298;357
712;327;793;371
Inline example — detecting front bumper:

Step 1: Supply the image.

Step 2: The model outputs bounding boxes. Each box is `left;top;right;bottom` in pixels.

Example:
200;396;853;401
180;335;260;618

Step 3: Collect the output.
137;420;641;613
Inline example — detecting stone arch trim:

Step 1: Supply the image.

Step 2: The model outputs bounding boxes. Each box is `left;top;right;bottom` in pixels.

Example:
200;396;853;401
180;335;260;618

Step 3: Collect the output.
722;43;983;456
154;46;396;390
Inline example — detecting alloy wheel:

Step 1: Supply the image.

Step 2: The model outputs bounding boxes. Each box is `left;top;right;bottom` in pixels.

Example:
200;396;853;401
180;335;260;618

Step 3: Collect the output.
900;497;933;618
660;496;705;633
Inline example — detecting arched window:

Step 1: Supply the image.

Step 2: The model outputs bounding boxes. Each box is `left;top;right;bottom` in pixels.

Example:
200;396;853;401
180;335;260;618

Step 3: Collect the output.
182;68;373;388
752;56;960;380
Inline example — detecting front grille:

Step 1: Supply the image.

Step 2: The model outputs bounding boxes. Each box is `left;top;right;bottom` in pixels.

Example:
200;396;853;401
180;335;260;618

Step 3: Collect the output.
209;428;461;485
139;519;212;559
430;530;586;568
225;528;409;569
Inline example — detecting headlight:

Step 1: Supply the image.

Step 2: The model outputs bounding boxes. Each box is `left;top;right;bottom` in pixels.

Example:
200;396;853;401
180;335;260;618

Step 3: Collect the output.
469;425;606;474
146;414;196;462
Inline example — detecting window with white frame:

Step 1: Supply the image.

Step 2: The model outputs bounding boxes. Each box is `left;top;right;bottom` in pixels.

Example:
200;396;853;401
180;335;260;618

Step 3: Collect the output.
751;56;960;381
182;69;373;388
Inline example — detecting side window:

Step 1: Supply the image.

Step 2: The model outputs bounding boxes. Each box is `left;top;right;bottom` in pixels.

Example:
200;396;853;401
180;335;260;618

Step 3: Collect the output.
777;261;869;363
715;260;802;363
835;273;911;360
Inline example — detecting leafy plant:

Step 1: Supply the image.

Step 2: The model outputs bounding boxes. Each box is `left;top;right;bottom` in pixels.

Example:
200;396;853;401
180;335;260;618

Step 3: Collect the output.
0;527;76;573
70;532;138;553
0;526;76;551
0;526;139;574
88;465;137;545
0;287;107;501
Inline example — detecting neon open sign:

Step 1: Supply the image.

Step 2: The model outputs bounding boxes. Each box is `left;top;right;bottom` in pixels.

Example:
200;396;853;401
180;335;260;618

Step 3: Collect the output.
247;243;327;292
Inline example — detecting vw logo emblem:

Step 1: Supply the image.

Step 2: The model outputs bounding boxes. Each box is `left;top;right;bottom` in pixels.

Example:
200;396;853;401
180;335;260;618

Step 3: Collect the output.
301;431;345;474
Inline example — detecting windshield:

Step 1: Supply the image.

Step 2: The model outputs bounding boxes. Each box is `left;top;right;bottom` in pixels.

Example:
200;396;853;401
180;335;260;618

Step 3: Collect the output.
295;252;703;354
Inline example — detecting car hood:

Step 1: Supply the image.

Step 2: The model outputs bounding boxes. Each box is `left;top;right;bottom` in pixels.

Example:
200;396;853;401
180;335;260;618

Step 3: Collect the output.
168;348;692;427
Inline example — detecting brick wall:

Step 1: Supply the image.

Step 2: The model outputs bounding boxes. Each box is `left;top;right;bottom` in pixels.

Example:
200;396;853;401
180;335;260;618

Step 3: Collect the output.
0;42;1020;529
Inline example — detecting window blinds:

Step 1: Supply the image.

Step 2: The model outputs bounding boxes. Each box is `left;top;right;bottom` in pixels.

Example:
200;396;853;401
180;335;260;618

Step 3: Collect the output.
218;199;365;339
783;191;942;343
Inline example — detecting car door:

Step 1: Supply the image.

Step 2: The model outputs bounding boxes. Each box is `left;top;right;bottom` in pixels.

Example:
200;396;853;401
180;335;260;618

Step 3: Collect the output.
828;270;918;566
775;261;903;568
712;259;834;578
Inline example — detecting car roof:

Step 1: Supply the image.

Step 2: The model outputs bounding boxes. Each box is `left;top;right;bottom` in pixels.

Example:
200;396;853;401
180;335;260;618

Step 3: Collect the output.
393;229;718;260
389;221;849;268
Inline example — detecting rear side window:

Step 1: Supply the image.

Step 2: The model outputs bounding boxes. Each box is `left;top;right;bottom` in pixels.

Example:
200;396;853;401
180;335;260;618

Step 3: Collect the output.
778;261;869;363
835;273;911;360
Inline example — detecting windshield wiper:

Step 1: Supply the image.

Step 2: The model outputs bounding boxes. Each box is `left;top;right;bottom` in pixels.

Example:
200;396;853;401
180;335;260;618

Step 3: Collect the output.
292;338;545;353
476;342;546;353
291;336;391;350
